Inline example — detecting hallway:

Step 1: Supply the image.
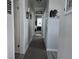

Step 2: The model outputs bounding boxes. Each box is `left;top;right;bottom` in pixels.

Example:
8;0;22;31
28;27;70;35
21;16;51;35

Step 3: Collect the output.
7;0;72;59
23;36;48;59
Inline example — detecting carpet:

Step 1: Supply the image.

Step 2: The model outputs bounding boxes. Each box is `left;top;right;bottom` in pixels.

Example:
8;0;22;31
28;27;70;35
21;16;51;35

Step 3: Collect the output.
23;38;48;59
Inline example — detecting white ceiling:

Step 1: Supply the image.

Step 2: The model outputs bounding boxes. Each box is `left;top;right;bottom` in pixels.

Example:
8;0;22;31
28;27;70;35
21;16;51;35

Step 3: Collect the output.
29;0;48;14
30;0;46;8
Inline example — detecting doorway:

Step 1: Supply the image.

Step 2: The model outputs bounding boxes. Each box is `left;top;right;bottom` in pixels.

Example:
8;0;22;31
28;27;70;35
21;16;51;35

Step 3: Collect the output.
35;16;43;37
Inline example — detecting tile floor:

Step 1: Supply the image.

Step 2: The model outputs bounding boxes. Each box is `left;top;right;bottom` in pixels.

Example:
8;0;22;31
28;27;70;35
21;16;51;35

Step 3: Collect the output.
47;51;57;59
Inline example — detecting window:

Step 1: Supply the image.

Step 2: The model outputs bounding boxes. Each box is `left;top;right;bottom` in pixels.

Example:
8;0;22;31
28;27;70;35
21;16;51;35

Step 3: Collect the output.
37;17;42;26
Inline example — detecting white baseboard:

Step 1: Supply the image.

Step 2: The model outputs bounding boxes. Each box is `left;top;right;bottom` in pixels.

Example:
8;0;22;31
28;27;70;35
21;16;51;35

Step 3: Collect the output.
47;49;58;52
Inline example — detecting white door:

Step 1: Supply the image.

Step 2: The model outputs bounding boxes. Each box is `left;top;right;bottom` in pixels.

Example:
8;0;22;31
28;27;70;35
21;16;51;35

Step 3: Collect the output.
14;0;20;53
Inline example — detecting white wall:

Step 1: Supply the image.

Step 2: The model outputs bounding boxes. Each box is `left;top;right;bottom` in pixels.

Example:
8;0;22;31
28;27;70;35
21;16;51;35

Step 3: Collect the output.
46;0;72;59
19;0;35;54
7;0;15;59
47;18;59;50
29;11;35;39
42;11;46;38
24;0;29;54
58;13;72;59
47;0;72;59
46;0;64;51
31;12;35;36
19;0;29;54
28;3;36;40
42;8;48;46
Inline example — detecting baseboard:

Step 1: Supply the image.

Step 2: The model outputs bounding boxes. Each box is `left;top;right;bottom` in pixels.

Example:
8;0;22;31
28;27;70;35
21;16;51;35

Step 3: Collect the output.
47;49;58;52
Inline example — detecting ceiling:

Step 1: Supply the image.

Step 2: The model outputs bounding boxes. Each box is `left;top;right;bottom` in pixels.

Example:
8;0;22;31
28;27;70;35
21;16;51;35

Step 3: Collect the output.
29;0;48;14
